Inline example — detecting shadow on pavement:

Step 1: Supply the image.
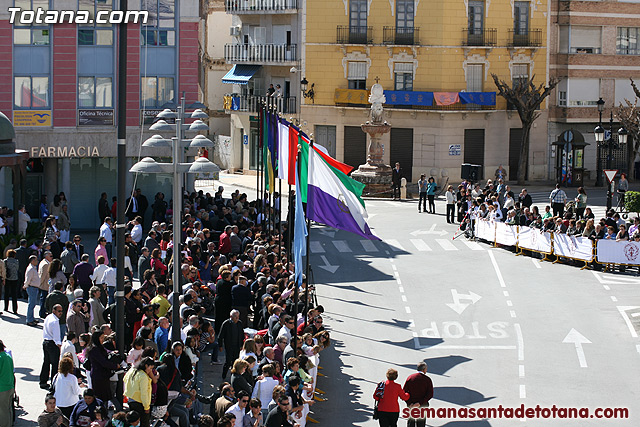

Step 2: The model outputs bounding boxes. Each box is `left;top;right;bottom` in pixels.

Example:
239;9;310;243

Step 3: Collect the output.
380;337;444;350
434;386;495;406
373;318;413;329
398;355;472;377
321;283;383;296
14;367;40;383
321;296;394;311
312;338;373;425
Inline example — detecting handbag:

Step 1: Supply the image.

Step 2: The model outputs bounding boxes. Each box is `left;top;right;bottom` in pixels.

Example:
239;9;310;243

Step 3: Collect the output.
373;401;379;420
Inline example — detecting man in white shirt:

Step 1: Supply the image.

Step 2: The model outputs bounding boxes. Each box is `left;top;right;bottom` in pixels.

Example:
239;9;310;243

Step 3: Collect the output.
60;331;79;369
102;258;117;305
39;303;63;390
225;390;250;427
130;216;143;244
18;204;31;235
99;217;113;259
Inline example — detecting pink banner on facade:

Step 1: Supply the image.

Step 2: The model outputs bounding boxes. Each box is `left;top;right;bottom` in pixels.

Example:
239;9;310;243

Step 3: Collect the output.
433;92;460;106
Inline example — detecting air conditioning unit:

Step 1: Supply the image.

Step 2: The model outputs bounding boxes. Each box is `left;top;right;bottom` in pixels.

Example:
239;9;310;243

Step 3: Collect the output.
230;26;242;36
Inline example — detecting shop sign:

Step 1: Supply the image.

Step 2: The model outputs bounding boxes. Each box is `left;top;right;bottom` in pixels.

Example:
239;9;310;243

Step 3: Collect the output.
449;144;461;156
13;110;52;127
30;146;101;158
79;109;114;126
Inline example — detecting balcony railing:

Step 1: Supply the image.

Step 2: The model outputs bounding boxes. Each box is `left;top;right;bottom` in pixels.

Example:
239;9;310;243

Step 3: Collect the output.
509;29;542;47
337;26;373;44
225;0;298;13
462;28;497;47
334;88;497;111
383;27;420;45
224;94;297;115
224;44;297;63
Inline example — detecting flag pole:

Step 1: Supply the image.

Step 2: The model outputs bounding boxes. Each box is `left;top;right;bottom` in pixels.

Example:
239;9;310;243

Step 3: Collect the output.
278;114;283;251
293;142;302;354
258;103;263;219
304;136;313;330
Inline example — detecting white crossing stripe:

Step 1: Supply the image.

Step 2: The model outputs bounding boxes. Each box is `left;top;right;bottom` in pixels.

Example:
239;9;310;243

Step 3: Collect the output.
360;240;379;252
309;241;325;253
386;239;405;251
436;239;459;251
462;241;484;251
332;241;351;253
410;239;432;252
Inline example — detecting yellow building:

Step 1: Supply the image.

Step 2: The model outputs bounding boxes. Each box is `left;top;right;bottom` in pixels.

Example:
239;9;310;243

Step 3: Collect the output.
301;0;550;183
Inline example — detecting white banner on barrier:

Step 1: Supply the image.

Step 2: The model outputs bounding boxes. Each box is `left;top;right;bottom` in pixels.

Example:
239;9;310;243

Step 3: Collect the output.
596;240;640;265
518;226;553;253
553;234;594;262
495;223;518;246
475;220;495;242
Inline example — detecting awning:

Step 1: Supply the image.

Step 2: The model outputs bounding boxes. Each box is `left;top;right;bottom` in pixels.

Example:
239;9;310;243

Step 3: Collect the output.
222;65;261;85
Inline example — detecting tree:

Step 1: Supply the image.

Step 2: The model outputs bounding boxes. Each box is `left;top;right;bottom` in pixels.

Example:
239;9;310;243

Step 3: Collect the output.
614;78;640;179
492;74;558;185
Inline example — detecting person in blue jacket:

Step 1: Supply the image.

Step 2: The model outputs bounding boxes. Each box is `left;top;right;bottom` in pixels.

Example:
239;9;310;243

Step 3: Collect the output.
426;177;437;214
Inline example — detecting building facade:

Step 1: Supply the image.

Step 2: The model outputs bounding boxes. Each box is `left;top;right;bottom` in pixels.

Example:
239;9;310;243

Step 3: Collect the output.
302;0;550;184
0;0;207;230
548;0;640;185
221;0;302;172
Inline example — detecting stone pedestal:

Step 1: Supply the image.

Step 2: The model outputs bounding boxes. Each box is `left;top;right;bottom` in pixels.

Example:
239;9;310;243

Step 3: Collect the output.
351;123;393;196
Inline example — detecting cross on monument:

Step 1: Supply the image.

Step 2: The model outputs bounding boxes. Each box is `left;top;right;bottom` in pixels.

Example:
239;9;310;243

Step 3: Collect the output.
375;76;380;84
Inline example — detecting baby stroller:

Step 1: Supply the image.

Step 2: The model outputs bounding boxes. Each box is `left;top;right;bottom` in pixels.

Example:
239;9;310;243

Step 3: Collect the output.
565;200;576;218
12;375;20;426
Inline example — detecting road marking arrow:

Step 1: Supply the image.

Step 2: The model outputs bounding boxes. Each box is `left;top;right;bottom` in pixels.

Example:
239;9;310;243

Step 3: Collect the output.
446;289;482;314
318;255;339;273
410;224;448;237
562;329;591;368
318;229;336;238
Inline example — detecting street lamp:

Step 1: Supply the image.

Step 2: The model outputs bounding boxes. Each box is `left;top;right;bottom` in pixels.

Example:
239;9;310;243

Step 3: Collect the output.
131;97;219;343
300;77;315;103
595;98;605;187
594;110;628;211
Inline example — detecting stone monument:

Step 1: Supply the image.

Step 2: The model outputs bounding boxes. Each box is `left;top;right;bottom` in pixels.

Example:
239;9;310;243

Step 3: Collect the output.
351;82;392;195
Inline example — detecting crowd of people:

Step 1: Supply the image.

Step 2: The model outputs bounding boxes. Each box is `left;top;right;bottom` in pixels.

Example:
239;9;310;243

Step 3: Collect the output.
0;185;333;427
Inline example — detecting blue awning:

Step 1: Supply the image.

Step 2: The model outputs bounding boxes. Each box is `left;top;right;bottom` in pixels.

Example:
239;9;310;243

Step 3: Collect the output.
222;65;261;85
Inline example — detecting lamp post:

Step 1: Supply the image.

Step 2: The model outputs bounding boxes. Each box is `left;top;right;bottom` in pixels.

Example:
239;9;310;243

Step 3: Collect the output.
594;110;628;211
131;97;219;343
595;98;605;187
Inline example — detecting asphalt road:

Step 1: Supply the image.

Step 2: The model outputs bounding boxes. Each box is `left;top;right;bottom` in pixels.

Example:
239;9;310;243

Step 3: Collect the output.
309;197;640;426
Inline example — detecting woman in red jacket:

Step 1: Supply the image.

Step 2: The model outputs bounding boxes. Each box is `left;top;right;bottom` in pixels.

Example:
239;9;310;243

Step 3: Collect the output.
374;368;410;427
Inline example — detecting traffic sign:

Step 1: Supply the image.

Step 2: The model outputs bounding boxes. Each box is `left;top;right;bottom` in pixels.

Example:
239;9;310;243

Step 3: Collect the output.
604;170;618;184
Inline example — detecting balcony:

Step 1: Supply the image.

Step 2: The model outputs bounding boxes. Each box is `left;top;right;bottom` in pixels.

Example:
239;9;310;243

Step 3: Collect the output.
224;0;298;13
462;28;497;47
334;88;496;111
337;26;373;44
224;44;297;64
383;27;420;45
509;29;542;47
224;94;297;115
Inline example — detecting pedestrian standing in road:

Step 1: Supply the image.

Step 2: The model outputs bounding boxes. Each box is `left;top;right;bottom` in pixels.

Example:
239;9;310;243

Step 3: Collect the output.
373;368;410;427
402;362;434;427
99;217;113;261
98;193;110;224
618;172;629;207
87;330;120;405
72;254;94;300
40;303;64;390
52;357;83;418
24;255;41;326
219;309;245;379
445;186;456;224
426;178;437;214
0;340;14;427
38;251;53;319
417;175;427;213
392;163;403;201
549;183;567;218
575;187;588;220
57;205;71;245
4;249;19;314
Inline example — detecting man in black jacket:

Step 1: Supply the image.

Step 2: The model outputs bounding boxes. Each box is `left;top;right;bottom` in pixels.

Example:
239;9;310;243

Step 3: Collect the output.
392;162;403;200
218;309;244;379
98;193;110;224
